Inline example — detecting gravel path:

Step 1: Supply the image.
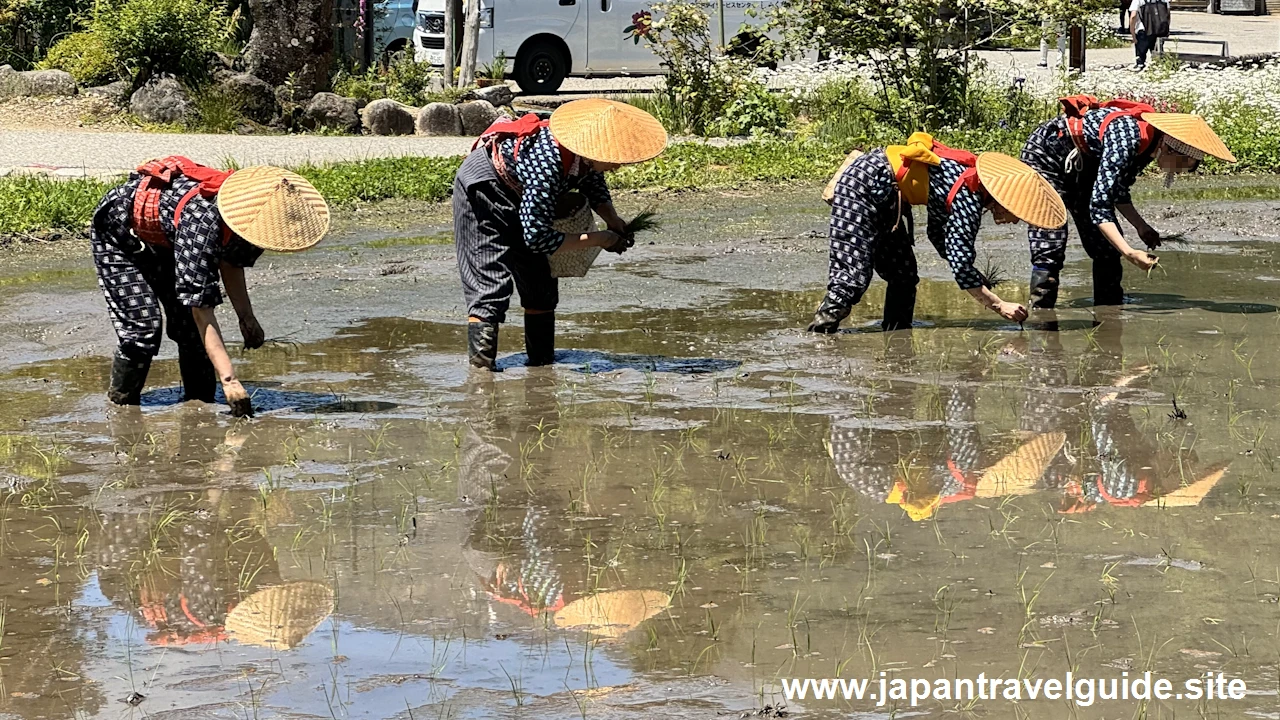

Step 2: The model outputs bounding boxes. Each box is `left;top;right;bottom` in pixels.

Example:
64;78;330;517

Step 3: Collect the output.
0;131;476;179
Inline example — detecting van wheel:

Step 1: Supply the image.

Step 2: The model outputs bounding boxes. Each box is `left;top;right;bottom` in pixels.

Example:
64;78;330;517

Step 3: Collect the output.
515;41;568;94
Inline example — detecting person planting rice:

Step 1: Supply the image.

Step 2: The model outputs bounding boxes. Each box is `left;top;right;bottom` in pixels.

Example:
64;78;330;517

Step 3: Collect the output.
454;99;668;370
91;157;331;416
1020;96;1236;308
809;133;1067;333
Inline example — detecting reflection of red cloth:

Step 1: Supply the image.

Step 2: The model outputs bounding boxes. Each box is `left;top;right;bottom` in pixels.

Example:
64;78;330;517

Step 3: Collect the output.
939;458;979;505
479;572;566;618
137;588;232;646
1095;476;1151;507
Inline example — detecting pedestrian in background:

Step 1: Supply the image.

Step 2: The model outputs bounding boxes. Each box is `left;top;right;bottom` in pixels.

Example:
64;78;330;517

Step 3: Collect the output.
1129;0;1171;69
1038;19;1066;68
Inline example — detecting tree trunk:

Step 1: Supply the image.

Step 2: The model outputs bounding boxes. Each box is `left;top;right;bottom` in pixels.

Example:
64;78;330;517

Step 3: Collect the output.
458;0;480;87
445;0;460;85
244;0;336;97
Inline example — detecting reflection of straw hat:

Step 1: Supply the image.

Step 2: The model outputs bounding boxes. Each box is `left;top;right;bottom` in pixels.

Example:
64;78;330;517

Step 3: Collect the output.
218;167;331;252
886;480;942;521
225;581;334;650
549;99;668;165
976;432;1066;498
1142;114;1236;163
975;153;1068;230
1143;465;1228;508
553;590;670;638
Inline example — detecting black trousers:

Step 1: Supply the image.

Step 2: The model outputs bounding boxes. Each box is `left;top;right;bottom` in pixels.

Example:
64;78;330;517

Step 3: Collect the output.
453;149;558;324
1135;30;1158;66
91;232;203;360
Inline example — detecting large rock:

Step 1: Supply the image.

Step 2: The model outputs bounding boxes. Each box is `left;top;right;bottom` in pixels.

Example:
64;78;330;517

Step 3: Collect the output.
458;99;499;136
416;102;463;136
360;98;416;136
219;73;277;124
130;77;194;125
0;68;77;98
84;80;132;107
243;0;333;97
303;92;360;133
468;84;515;108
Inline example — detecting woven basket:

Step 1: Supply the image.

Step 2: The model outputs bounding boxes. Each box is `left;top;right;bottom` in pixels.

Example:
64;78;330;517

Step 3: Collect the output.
548;192;599;278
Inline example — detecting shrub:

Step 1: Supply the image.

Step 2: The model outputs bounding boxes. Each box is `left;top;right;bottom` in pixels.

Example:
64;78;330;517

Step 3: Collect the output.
191;84;245;132
40;31;120;86
333;51;443;106
95;0;234;85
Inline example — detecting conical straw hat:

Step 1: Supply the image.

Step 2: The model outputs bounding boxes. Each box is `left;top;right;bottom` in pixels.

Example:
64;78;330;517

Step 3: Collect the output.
975;153;1068;230
553;590;670;638
975;432;1066;498
217;166;331;252
225;581;334;650
1142;465;1228;508
549;99;668;165
1142;113;1236;163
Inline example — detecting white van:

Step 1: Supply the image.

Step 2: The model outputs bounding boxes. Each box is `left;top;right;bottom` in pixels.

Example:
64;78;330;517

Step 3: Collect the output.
412;0;779;93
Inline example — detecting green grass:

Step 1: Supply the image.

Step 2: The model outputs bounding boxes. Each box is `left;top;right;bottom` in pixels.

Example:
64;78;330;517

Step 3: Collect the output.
365;234;453;248
3;134;1280;238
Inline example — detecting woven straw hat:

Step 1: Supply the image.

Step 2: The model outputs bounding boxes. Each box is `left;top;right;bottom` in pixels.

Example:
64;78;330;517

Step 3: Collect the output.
549;99;668;165
1142;464;1228;508
823;149;864;205
975;432;1066;498
553;590;670;638
217;167;331;252
225;581;334;650
974;153;1068;230
1142;113;1236;163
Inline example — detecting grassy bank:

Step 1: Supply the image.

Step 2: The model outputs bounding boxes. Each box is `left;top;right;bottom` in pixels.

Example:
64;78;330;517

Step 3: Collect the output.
2;137;1279;239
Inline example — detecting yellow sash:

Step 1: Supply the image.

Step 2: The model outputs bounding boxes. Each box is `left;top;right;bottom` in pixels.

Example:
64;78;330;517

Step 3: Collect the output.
885;131;941;207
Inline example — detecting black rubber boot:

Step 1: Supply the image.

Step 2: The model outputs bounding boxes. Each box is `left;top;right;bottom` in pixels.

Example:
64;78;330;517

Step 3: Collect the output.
881;282;917;332
467;321;500;370
1029;266;1061;309
178;345;217;403
108;350;151;406
1093;258;1125;306
524;313;555;367
807;295;852;333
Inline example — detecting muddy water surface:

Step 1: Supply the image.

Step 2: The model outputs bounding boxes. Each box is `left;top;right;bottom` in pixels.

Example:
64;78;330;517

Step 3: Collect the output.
1;182;1280;719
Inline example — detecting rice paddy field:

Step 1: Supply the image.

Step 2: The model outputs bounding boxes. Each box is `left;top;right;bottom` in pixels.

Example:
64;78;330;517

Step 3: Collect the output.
0;179;1279;718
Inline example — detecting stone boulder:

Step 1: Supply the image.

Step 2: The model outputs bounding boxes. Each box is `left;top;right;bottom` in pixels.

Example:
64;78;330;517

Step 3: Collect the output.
416;102;463;136
303;92;360;133
458;99;499;136
130;77;194;125
84;80;132;107
219;72;277;124
360;98;416;136
0;68;77;98
468;84;515;108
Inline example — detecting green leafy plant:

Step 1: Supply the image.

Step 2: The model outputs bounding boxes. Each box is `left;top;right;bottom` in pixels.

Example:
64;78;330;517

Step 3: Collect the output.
190;84;246;132
39;30;120;86
481;51;507;81
94;0;235;86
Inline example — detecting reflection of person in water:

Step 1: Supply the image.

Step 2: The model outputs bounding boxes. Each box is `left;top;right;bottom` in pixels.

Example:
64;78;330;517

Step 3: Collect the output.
95;490;284;646
828;361;990;520
1059;312;1226;513
1014;311;1081;492
456;373;668;634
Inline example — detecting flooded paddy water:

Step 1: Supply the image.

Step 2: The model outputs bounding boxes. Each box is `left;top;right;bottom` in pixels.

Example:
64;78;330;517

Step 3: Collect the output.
1;180;1280;718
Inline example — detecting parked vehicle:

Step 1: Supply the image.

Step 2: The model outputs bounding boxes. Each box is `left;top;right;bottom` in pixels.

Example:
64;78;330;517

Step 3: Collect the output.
336;0;420;61
413;0;780;93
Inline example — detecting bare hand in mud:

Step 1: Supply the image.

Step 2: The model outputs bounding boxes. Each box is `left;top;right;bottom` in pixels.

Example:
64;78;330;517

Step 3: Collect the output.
1125;249;1159;272
1138;226;1162;250
995;301;1028;323
223;380;254;417
239;314;265;350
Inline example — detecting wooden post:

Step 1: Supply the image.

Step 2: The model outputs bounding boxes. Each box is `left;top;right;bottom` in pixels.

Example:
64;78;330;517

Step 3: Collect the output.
1068;24;1086;71
361;0;375;70
459;0;480;87
445;0;459;84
